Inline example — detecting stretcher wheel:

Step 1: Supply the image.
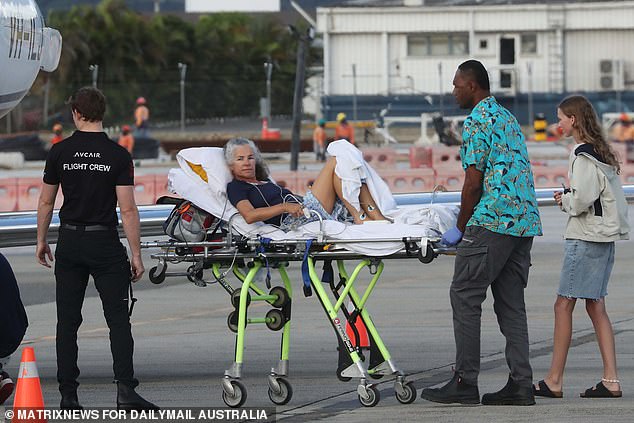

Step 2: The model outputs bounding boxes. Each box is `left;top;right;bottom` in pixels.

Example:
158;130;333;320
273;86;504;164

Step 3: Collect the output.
227;311;240;333
265;309;285;331
148;266;166;284
222;379;247;408
336;368;352;382
268;377;293;405
230;288;251;308
418;244;436;264
358;384;380;407
269;286;290;308
395;381;416;404
187;266;203;282
369;372;384;380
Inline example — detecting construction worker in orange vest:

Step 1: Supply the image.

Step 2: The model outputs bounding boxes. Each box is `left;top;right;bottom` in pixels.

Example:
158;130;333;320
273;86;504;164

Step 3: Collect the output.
134;97;150;138
51;123;64;145
335;112;355;145
118;125;135;155
313;118;327;161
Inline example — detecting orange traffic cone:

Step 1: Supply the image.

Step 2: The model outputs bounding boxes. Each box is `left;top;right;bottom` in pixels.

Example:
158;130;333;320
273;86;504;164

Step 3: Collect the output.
345;300;370;348
12;347;46;423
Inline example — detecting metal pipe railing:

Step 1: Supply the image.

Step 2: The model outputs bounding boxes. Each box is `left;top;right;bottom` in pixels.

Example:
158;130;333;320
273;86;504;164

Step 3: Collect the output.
1;186;633;248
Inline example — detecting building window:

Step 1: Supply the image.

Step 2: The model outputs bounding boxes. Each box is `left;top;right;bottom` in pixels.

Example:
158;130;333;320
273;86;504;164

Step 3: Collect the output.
521;33;537;54
407;36;428;57
407;33;470;57
479;39;488;50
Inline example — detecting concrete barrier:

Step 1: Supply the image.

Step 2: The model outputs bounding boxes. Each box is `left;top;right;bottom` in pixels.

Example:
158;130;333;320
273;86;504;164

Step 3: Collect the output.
381;168;435;193
532;166;569;188
434;168;464;191
0;178;18;212
16;178;43;211
154;173;172;201
362;147;397;168
432;145;462;170
409;146;432;168
134;174;157;206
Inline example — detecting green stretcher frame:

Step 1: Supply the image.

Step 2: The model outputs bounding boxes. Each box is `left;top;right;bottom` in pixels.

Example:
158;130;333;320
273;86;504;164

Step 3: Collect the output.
143;236;443;407
221;253;416;408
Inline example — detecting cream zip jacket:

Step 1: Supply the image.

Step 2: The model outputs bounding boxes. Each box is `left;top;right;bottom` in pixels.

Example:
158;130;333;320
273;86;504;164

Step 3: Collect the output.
561;144;629;242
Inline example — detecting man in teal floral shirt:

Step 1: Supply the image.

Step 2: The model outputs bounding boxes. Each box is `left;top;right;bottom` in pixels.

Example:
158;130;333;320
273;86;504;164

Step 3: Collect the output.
421;60;542;407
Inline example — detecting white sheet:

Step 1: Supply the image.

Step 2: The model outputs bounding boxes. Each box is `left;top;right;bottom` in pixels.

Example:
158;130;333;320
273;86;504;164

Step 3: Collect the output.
327;140;397;214
168;147;458;256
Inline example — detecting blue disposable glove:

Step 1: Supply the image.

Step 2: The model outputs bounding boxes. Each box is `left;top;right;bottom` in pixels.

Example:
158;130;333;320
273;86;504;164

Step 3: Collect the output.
441;226;463;246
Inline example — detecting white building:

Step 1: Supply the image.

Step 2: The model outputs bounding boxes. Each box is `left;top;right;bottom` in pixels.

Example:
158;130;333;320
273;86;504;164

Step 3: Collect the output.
185;0;281;13
316;1;634;96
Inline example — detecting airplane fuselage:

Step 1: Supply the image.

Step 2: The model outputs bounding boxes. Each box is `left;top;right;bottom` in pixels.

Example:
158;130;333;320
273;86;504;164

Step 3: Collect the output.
0;0;61;119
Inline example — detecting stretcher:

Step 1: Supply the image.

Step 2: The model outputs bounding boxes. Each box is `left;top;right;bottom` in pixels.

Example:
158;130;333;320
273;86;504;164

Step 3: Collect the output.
141;146;458;408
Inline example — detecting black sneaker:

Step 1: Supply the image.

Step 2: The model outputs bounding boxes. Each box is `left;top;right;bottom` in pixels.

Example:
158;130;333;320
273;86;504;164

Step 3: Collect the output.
0;371;14;405
420;372;480;405
481;375;535;406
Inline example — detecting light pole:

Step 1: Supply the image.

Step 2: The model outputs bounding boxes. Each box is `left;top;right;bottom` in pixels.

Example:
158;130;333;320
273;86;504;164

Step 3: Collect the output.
289;25;314;171
264;61;273;123
89;64;99;88
352;64;357;122
437;62;443;113
178;62;187;132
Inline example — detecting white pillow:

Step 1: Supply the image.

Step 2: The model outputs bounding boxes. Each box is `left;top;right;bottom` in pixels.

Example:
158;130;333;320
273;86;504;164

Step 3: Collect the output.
176;147;232;197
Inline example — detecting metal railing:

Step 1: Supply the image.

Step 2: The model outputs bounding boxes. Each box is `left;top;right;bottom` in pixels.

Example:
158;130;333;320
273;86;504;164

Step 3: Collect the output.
1;186;632;248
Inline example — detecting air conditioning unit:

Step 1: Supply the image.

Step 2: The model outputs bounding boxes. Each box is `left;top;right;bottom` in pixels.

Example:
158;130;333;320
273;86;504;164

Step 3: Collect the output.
599;59;624;90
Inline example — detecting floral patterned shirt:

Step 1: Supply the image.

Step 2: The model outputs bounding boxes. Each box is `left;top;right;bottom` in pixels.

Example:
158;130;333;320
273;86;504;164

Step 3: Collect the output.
460;96;542;237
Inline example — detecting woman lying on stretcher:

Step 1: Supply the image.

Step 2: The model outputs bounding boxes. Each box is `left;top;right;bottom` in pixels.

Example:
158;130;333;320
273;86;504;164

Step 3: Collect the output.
223;138;387;231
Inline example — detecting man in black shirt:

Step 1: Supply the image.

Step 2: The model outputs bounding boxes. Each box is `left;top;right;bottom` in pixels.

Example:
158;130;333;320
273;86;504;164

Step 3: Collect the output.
35;87;158;411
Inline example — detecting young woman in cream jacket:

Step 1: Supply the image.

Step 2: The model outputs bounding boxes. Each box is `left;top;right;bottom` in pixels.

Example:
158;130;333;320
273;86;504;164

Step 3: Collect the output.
534;95;629;400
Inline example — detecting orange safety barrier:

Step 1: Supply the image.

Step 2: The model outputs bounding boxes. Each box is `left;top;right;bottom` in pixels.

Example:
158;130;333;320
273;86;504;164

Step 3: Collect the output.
380;168;435;193
16;178;43;211
434;168;464;191
531;166;569;188
362;147;397;168
409;146;433;168
133;174;157;206
431;145;462;170
0;178;18;212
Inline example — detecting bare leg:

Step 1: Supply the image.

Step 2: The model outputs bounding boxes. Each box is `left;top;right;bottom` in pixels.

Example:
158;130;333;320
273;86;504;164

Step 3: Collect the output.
358;184;387;221
310;157;385;224
309;158;338;214
586;299;620;392
536;295;575;393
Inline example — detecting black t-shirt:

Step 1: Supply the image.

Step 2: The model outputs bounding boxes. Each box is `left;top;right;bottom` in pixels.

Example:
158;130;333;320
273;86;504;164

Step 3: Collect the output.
226;179;297;226
43;130;134;226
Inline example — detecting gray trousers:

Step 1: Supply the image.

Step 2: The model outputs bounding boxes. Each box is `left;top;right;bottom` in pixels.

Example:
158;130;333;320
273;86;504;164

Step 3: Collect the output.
450;226;534;388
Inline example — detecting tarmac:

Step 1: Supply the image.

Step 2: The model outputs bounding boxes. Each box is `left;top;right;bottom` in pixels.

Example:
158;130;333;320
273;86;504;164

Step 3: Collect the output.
1;205;634;422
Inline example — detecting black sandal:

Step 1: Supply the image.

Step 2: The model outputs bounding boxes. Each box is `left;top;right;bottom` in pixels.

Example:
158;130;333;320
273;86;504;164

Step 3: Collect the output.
533;380;563;398
580;382;622;398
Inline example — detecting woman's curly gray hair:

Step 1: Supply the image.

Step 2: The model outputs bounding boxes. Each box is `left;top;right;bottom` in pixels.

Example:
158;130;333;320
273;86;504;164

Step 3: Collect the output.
223;137;270;180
